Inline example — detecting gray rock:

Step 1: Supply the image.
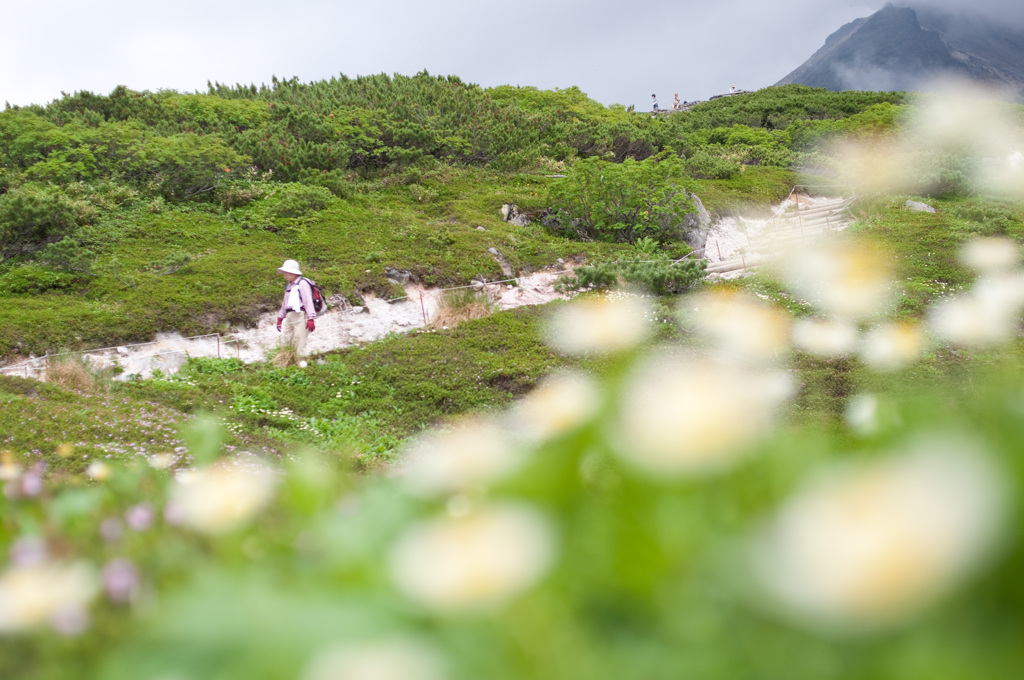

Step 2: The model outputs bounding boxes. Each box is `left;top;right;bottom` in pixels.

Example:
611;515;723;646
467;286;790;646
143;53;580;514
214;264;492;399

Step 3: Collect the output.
488;248;515;278
906;200;936;213
385;267;414;284
326;293;351;311
662;192;712;255
500;203;531;227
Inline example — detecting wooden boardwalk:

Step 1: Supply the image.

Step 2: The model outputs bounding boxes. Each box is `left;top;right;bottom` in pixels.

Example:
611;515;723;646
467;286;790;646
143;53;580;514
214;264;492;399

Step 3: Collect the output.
702;194;856;277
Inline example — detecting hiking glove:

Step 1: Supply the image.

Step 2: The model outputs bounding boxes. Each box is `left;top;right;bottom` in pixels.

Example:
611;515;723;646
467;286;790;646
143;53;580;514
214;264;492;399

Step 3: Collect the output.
306;319;315;333
276;317;283;332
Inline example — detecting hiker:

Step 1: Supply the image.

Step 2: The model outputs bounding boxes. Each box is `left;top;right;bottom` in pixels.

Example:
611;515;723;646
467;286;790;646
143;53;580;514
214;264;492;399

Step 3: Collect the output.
651;94;658;111
275;259;317;368
672;93;681;110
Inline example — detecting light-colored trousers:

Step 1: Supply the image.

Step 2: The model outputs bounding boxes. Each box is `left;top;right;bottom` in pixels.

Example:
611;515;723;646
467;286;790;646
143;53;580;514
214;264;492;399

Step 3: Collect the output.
281;311;309;357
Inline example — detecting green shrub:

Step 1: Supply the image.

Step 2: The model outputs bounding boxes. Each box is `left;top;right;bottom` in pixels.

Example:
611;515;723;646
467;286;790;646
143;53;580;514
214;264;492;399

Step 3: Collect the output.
548;154;696;243
562;255;706;295
0;263;84;296
0;184;87;261
267;184;334;218
179;357;245;377
684;148;741;179
217;181;266;209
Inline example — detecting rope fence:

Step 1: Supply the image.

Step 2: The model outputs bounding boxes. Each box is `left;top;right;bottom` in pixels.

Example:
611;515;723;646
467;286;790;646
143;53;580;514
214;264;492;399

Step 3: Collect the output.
0;333;248;379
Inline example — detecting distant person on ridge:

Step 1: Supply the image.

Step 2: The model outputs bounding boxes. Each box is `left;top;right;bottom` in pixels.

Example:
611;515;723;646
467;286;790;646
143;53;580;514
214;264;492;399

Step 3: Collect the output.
275;259;317;368
672;93;681;110
652;94;659;111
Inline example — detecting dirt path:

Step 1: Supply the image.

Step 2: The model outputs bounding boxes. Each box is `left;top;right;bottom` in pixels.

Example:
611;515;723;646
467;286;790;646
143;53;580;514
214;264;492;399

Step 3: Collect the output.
1;269;576;381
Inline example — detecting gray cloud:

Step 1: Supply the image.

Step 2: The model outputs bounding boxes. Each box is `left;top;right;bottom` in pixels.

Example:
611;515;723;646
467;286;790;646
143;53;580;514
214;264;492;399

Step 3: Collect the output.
900;0;1024;27
7;1;1009;111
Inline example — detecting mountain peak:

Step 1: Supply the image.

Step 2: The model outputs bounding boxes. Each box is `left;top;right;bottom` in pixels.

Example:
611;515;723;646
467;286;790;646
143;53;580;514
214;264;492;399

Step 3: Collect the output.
776;4;1024;98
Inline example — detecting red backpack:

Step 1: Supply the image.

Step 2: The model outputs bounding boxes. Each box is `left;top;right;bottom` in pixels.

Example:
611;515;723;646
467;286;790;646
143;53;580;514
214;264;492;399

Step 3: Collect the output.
300;277;327;313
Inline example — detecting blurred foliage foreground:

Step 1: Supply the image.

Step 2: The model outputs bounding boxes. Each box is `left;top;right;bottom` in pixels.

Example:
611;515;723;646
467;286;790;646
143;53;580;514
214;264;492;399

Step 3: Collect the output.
3;232;1024;680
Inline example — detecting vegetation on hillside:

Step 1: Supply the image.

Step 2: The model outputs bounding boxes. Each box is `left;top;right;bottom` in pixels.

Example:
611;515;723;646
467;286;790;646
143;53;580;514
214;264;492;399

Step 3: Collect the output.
3;76;1024;680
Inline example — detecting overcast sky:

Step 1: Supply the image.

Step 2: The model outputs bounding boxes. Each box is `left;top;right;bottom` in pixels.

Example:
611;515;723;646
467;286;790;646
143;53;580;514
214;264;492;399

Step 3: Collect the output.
1;1;1016;110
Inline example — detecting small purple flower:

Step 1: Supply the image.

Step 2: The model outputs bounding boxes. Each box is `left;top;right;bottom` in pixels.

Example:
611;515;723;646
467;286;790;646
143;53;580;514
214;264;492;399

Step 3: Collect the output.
124;503;155;531
9;535;48;567
102;559;140;604
21;470;44;497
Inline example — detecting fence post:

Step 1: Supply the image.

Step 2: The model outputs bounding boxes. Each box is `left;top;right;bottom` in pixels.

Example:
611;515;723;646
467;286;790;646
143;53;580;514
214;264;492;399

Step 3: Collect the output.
419;292;427;326
217;335;221;359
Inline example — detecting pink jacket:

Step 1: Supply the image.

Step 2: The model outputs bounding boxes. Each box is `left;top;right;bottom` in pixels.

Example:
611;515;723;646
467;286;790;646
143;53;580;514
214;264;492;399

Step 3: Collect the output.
278;278;317;319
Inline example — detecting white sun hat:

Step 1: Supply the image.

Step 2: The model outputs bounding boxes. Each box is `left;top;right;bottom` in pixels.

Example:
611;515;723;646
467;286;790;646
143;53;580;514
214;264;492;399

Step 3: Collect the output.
277;259;302;276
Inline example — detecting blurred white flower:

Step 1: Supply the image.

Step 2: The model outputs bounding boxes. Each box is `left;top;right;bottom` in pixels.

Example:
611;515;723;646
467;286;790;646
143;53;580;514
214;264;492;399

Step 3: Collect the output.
859;321;925;371
844;394;880;436
85;461;110;481
780;241;894;320
149;453;179;469
545;293;652;355
169;463;277;535
792;318;859;357
304;637;448;680
752;439;1008;629
508;371;601;442
960;237;1021;274
0;561;99;634
928;273;1024;347
681;289;791;363
397;418;524;497
911;82;1024;199
388;503;555;611
0;452;22;482
614;354;793;476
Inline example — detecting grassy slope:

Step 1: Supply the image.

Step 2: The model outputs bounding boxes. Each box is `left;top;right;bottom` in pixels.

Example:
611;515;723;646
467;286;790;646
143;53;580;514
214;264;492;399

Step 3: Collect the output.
7;189;1023;472
0;167;625;358
6;152;1024;472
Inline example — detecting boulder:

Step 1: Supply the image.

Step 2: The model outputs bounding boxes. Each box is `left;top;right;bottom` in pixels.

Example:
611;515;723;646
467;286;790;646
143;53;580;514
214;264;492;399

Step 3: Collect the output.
500;204;531;227
668;192;712;255
906;200;936;213
385;267;415;284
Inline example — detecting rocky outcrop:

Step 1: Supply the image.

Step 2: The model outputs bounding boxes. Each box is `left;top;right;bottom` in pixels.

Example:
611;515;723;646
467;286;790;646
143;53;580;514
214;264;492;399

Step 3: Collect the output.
500;204;532;227
676;192;712;255
488;248;515;278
